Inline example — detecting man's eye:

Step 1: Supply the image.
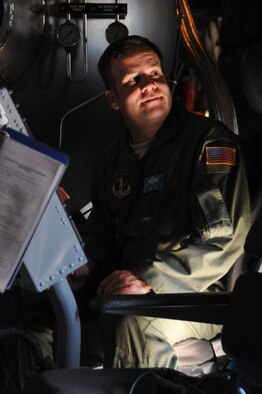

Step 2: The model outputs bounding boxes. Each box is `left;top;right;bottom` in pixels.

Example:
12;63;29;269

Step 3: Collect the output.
151;71;161;78
125;77;138;87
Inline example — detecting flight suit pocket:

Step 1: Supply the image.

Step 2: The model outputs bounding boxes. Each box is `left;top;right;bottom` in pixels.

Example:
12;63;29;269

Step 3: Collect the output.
196;185;233;240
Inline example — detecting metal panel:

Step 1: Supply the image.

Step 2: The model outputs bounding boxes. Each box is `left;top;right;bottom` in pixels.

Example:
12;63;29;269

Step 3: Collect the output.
21;192;87;292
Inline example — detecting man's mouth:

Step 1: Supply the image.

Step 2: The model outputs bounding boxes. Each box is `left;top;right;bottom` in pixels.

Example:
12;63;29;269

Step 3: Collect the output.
141;96;162;105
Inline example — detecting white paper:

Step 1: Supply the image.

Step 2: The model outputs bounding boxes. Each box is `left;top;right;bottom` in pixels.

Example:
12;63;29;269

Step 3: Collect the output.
0;132;66;292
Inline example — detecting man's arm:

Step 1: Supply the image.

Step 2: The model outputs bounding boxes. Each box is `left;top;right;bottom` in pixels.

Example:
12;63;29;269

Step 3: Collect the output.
134;130;251;294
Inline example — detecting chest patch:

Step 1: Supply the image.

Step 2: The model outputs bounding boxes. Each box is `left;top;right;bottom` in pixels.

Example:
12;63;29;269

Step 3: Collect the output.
112;174;131;199
143;173;165;193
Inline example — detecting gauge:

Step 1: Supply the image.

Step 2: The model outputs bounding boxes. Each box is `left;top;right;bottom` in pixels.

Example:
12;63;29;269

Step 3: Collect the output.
105;21;129;44
57;21;80;48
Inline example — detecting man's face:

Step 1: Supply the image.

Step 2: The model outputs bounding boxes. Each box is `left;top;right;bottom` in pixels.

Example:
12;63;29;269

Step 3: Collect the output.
106;47;172;134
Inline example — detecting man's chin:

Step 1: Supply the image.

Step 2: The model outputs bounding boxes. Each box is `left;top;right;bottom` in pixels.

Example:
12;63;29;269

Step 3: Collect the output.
143;105;168;120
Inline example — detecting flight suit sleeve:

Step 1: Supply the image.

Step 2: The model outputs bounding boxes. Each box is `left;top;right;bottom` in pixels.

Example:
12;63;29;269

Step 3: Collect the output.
78;165;120;286
134;130;252;293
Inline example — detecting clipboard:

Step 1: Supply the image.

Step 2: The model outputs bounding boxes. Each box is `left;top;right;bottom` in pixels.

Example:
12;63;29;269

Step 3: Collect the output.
0;127;69;292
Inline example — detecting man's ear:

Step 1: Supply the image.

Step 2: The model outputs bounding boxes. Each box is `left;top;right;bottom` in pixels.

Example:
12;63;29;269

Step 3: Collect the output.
105;90;119;110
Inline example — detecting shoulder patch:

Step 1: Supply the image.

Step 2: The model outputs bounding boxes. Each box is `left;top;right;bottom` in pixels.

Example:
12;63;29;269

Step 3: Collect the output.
206;146;236;166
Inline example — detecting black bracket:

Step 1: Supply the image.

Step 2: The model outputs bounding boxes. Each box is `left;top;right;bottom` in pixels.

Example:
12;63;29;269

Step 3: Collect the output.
56;3;127;19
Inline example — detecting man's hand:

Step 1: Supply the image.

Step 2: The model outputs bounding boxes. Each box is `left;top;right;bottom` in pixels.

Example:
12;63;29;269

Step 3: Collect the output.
97;270;152;295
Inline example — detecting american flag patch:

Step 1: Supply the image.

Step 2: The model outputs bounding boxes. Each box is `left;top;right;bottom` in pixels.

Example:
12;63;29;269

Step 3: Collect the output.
206;146;236;166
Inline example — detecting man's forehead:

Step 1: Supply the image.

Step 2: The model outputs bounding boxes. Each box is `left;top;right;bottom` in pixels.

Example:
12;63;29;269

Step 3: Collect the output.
119;45;158;59
111;48;161;70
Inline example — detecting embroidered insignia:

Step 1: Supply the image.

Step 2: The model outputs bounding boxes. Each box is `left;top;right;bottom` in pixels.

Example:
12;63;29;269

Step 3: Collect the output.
112;174;131;199
143;173;165;193
206;146;236;166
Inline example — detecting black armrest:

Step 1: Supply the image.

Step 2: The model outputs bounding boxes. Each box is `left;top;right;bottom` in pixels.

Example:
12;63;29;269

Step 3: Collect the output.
90;292;231;325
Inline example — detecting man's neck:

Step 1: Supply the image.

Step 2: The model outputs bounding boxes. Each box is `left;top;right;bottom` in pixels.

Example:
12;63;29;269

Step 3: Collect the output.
129;136;154;160
128;121;163;144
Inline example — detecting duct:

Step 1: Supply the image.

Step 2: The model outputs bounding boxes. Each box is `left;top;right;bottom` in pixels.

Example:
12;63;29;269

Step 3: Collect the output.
0;0;46;84
177;0;239;134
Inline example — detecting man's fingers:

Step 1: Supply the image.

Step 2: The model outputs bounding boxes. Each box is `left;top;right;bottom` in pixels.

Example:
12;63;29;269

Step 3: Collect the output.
97;270;152;295
98;271;129;295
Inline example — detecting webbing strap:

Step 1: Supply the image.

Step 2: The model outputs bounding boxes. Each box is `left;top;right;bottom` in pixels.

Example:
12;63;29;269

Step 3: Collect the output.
173;338;215;368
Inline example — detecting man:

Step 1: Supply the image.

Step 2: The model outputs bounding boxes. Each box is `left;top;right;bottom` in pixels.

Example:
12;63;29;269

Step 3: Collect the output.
82;35;251;369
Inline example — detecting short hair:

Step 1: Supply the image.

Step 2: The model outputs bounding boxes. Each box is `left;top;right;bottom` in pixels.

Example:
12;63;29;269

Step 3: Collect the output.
98;35;164;89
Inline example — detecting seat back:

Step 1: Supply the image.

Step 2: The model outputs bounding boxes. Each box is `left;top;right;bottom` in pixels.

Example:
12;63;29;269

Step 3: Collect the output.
222;272;262;360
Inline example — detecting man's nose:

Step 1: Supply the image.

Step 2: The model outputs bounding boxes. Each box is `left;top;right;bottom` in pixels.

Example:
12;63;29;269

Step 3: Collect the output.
140;75;157;91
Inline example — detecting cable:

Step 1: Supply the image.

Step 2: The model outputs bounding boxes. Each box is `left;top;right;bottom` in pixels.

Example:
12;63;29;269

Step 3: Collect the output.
59;91;105;149
129;370;155;394
0;326;44;367
168;3;184;96
129;369;205;394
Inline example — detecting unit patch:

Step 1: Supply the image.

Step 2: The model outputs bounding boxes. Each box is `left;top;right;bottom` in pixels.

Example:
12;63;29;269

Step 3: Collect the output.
112;174;131;199
206;146;236;166
143;173;165;193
